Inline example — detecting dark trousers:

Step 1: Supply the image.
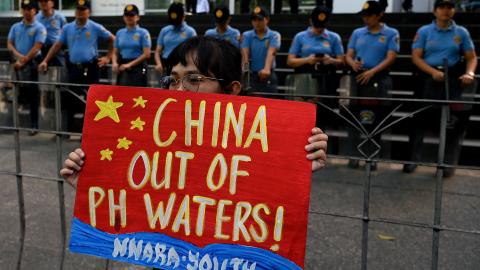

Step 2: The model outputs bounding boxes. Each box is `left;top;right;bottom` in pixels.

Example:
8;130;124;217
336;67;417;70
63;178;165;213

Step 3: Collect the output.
249;72;278;95
406;66;474;165
316;0;333;10
186;0;197;13
346;73;392;158
117;58;148;87
15;62;39;128
402;0;413;11
40;45;65;67
274;0;298;14
65;60;100;132
241;0;250;13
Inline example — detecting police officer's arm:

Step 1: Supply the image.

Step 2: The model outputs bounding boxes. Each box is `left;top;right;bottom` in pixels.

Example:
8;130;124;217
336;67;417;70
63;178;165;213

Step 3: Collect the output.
154;45;164;73
412;48;444;81
6;40;23;59
286;34;321;68
240;32;250;70
345;48;363;72
122;47;151;72
259;47;277;80
357;51;397;85
20;42;43;64
111;47;119;73
98;35;115;67
460;50;477;85
39;41;63;71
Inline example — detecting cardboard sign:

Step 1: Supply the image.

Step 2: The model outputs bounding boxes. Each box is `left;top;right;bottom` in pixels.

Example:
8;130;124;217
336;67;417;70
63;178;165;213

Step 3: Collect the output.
70;85;316;270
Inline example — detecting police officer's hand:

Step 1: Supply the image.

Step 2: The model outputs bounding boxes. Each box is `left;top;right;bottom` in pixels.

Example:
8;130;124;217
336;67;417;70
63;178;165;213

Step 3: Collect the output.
155;64;164;74
321;55;335;65
60;148;85;189
98;57;110;68
306;127;328;172
351;60;364;73
112;63;119;74
258;68;271;82
14;60;24;70
39;61;48;72
459;73;475;85
432;70;445;82
307;54;321;65
119;63;131;72
356;69;375;85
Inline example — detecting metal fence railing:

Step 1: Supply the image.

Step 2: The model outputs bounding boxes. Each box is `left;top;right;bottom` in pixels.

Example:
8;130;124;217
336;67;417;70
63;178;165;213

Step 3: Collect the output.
1;65;479;270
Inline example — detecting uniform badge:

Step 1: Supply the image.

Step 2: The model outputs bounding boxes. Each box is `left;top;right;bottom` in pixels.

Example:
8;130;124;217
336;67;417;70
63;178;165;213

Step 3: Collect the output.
85;31;91;39
51;20;57;27
145;34;150;41
360;110;375;125
133;33;140;41
180;32;187;38
216;10;223;18
318;13;326;22
265;40;270;48
379;36;386;43
323;41;330;47
454;35;461;44
170;12;177;20
78;0;85;5
126;5;133;11
28;30;35;36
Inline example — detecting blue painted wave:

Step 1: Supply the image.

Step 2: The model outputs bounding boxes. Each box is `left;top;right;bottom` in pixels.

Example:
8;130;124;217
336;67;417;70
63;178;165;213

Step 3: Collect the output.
69;218;302;270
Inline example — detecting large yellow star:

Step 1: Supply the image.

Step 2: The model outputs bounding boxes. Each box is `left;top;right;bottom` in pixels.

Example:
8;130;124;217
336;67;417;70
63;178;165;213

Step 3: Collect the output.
133;96;148;108
130;117;146;131
100;148;113;161
94;96;123;123
117;137;133;150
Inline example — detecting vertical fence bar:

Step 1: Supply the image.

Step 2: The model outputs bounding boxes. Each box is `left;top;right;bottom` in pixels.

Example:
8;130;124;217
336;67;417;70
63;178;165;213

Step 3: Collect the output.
12;82;26;270
361;160;373;270
431;60;450;270
55;83;66;270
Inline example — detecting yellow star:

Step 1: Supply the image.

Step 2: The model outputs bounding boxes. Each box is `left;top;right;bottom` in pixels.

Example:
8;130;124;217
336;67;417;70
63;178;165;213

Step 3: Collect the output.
94;96;123;123
130;117;146;131
100;148;113;161
133;96;148;108
117;137;133;150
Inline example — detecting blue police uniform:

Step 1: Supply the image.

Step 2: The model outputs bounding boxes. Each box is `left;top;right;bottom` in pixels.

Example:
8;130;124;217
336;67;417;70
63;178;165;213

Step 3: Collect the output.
348;24;400;69
8;20;47;129
36;10;67;65
157;22;197;60
205;26;241;48
114;26;152;86
405;21;476;175
60;19;113;64
289;27;344;58
412;21;474;67
241;28;281;72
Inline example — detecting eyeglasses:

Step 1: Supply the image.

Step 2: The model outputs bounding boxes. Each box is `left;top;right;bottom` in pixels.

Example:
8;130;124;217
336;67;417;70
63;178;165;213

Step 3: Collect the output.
160;74;224;92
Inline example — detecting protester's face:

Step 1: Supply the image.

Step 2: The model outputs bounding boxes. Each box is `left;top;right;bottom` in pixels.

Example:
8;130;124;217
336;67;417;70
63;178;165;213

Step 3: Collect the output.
362;13;382;27
39;0;54;12
434;5;455;21
76;7;90;20
22;8;36;21
123;14;139;26
169;52;223;94
252;17;268;31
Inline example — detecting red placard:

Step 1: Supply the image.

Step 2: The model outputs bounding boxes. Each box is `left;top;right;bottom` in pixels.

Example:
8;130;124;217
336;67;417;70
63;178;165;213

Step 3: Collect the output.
70;85;316;269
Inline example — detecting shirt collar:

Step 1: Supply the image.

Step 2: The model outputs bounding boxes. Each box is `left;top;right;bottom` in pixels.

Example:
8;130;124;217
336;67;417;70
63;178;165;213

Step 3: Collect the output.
432;20;456;31
366;23;387;35
39;10;55;19
307;27;329;38
21;20;35;27
253;27;270;39
127;25;139;32
216;25;231;35
173;22;186;31
75;19;90;30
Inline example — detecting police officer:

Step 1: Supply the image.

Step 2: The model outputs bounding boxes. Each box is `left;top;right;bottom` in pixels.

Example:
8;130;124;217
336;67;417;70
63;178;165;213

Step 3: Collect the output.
345;1;400;169
241;6;281;94
7;0;46;135
404;0;477;177
154;3;197;76
39;0;115;132
205;5;241;48
287;6;344;100
112;4;151;87
36;0;67;66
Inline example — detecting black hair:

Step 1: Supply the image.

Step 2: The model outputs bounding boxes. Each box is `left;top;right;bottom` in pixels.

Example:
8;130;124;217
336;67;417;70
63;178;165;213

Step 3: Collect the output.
166;36;243;94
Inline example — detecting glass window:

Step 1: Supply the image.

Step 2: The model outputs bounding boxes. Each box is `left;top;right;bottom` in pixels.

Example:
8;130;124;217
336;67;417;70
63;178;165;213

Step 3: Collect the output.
62;0;77;10
146;0;173;9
